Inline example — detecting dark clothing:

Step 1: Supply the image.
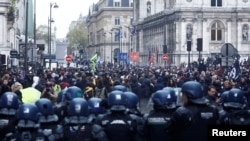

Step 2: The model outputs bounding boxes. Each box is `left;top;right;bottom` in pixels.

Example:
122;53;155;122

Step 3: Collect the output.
95;112;137;141
75;79;87;92
63;122;94;141
218;109;250;125
153;77;164;92
166;104;219;141
144;109;175;141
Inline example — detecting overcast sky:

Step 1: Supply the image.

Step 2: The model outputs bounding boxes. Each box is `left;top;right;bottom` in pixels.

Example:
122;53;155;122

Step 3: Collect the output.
36;0;99;39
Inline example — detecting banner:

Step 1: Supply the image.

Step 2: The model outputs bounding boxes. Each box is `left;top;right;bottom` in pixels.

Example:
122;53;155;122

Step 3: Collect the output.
119;53;128;61
129;52;139;62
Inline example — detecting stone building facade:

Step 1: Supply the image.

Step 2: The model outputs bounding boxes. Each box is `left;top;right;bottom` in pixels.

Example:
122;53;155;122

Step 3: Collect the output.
87;0;134;63
133;0;250;66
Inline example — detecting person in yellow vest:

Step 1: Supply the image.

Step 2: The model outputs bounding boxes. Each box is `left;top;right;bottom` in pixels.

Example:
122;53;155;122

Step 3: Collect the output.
51;79;61;94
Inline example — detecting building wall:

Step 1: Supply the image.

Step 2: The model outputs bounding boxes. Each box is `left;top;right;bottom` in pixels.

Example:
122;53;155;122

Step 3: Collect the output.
87;0;133;63
134;0;250;66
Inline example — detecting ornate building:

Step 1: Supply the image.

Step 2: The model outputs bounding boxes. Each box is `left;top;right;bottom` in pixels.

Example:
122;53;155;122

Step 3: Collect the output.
133;0;250;66
87;0;134;63
0;0;33;67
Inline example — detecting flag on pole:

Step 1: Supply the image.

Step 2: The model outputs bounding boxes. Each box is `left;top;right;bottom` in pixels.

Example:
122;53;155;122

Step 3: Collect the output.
90;53;98;63
148;47;153;65
90;53;98;72
155;46;159;64
229;57;241;80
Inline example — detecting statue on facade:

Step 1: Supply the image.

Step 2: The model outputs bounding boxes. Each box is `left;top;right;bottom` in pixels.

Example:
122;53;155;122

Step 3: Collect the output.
186;25;193;40
147;1;151;16
242;25;248;42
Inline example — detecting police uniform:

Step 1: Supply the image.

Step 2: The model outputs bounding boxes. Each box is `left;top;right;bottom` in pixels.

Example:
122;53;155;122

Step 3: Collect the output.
62;98;93;141
218;88;250;125
92;90;139;141
144;89;177;141
165;81;219;141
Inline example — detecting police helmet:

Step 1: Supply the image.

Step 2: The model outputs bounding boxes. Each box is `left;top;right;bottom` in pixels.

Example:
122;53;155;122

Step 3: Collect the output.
223;88;245;109
88;97;106;114
0;92;20;109
181;81;208;104
67;98;88;116
16;104;39;122
124;91;138;109
108;90;126;111
57;89;67;103
152;89;177;109
113;85;127;92
65;86;83;101
163;87;174;91
35;98;54;115
219;91;229;104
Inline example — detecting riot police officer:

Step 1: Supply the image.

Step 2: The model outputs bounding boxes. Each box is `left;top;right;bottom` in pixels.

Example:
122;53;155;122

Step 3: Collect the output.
124;91;143;117
88;97;107;124
9;104;41;141
54;86;83;123
63;98;93;141
165;81;219;141
218;88;250;125
92;90;139;141
35;98;63;141
0;92;21;140
144;89;177;141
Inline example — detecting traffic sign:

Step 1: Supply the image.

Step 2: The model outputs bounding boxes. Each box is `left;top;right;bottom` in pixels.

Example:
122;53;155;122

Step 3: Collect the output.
10;50;18;58
65;55;72;62
163;54;168;61
37;54;41;59
221;43;237;57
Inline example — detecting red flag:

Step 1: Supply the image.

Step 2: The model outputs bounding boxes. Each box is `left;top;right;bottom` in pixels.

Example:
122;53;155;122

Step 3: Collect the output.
148;55;153;65
129;52;139;62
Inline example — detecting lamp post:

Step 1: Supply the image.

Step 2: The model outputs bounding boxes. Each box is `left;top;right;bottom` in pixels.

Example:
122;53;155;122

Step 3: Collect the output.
24;0;29;75
109;30;113;64
33;0;37;73
49;2;58;70
112;26;122;65
119;26;122;66
103;32;106;63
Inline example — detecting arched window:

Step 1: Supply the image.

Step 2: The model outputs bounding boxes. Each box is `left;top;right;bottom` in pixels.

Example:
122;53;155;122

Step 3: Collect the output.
211;21;224;41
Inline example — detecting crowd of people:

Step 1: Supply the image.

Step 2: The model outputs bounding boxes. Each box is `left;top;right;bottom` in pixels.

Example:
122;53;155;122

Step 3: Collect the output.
0;58;249;140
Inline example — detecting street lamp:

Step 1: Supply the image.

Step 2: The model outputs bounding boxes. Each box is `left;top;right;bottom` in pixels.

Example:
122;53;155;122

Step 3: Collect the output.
112;26;122;65
103;32;106;63
108;30;113;64
24;0;28;75
119;26;122;66
49;2;58;70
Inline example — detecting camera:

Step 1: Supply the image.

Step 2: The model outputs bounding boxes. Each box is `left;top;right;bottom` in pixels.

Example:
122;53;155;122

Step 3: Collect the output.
46;87;52;92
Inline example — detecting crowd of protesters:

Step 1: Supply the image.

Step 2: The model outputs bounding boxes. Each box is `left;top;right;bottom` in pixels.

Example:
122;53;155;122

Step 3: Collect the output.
0;56;249;140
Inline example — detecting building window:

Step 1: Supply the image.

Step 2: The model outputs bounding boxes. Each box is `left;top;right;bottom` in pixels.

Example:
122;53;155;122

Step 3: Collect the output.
211;0;222;7
130;2;133;7
211;21;224;41
130;18;133;25
115;17;120;25
115;31;120;42
114;2;120;7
